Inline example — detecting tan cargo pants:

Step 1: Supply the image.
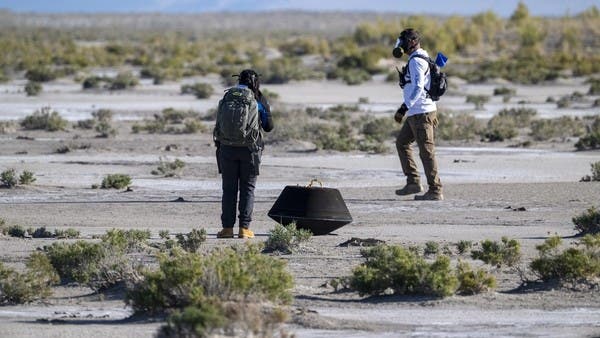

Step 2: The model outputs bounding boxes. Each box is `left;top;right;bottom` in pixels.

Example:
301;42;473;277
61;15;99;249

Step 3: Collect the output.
395;111;442;193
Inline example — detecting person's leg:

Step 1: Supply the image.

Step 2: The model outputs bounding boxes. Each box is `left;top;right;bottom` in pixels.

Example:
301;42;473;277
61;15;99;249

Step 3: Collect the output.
395;117;423;195
218;146;240;237
413;112;443;200
238;148;257;238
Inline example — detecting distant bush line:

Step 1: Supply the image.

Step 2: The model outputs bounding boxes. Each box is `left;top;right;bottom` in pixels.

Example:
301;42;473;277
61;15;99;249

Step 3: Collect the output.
0;4;598;86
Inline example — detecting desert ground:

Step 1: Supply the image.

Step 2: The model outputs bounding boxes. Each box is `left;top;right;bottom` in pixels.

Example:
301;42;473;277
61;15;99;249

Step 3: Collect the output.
0;75;599;337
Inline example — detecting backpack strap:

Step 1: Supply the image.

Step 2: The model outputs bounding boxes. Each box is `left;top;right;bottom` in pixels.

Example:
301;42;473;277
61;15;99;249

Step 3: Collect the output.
407;54;432;97
408;54;431;76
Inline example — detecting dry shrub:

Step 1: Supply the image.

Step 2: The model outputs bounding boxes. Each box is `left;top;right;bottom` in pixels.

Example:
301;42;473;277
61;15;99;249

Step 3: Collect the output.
0;252;59;304
20;107;68;131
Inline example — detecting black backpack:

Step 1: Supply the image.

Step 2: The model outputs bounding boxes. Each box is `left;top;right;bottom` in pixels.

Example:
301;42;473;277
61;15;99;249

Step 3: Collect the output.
402;54;447;101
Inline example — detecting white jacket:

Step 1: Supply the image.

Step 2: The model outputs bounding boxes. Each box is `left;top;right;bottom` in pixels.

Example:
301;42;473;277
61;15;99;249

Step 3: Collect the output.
402;48;437;116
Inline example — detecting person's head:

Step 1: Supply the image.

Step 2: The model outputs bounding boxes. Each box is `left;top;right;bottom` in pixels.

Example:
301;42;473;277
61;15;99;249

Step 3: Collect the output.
238;69;260;97
392;28;421;58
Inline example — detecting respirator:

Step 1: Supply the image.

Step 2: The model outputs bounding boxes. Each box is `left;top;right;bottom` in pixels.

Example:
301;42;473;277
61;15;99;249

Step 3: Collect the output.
392;36;411;59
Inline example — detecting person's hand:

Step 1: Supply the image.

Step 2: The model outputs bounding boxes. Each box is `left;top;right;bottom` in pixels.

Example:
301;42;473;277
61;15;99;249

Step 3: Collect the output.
394;103;408;123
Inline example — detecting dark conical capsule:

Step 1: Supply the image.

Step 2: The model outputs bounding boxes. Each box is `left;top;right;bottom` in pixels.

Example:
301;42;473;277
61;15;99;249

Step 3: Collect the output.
268;185;352;236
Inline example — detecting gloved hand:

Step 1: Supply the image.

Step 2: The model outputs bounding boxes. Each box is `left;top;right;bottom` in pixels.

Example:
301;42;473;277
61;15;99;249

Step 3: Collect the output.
394;103;408;123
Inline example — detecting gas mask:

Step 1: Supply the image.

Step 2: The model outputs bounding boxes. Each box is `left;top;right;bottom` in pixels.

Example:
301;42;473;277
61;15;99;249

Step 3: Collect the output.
392;37;406;58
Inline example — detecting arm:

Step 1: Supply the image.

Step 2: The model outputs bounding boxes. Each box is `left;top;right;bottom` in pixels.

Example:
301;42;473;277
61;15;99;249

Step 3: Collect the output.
257;92;274;132
405;57;429;109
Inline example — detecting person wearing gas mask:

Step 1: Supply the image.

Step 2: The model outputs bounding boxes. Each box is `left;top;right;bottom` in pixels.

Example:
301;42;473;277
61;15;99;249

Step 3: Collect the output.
213;69;274;238
392;28;443;201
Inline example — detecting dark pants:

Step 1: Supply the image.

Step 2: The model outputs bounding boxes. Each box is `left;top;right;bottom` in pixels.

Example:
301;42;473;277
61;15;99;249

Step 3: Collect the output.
218;145;260;229
395;111;442;193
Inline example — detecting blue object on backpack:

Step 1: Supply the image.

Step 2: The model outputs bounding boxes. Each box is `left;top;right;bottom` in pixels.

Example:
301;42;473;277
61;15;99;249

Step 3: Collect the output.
435;52;448;68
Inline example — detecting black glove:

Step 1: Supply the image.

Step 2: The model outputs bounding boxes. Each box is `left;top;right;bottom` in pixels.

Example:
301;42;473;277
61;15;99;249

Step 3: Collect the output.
394;103;408;123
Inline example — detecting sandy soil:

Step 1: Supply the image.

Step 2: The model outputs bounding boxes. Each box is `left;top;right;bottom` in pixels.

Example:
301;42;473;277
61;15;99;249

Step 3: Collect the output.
1;77;599;337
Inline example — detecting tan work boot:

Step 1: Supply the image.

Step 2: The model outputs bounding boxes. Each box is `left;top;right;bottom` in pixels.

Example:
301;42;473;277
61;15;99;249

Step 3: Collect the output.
395;183;423;196
238;228;255;239
414;190;444;201
217;228;234;238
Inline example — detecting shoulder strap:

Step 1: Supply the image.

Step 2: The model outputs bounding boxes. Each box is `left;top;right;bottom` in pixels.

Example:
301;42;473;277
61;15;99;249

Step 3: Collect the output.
408;54;431;74
406;54;433;97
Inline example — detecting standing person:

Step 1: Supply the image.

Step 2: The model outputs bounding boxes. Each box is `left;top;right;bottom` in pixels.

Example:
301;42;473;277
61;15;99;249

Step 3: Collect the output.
393;28;443;201
214;69;274;238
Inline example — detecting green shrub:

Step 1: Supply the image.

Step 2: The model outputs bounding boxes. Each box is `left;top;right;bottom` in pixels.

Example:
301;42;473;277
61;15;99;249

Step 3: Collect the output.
360;116;395;143
18;170;36;185
455;261;496;295
263;223;312;254
101;228;151;252
180;83;214;99
587;78;600;95
576;117;600;151
493;87;516;96
437;111;483;141
175;229;207;253
132;108;205;134
82;76;104;89
44;230;143;290
25;67;56;82
54;145;71;154
95;120;117;138
456;240;473;255
24;81;42;96
1;169;18;188
483;108;537;142
7;225;26;238
466;95;490;110
0;252;59;304
530;116;586;141
327;64;372;85
152;158;185;177
572;207;600;235
127;244;293;314
31;226;53;238
482;114;518;142
424;241;440;255
20;107;68;131
530;235;600;283
471;237;521;267
159;230;170;239
575;133;600;150
310;123;357;152
53;228;80;239
499;107;537;125
157;303;226;338
43;241;104;284
108;72;138;90
157;301;288;338
349;245;458;297
101;174;132;189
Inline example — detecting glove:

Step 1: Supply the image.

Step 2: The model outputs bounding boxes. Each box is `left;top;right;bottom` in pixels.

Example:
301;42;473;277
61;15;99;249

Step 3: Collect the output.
394;104;408;123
